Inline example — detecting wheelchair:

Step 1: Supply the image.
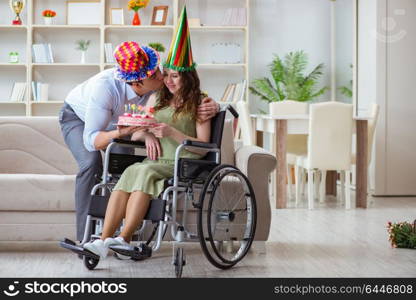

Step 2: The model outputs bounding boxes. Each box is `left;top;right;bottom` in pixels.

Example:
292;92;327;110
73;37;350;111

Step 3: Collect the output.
60;105;257;277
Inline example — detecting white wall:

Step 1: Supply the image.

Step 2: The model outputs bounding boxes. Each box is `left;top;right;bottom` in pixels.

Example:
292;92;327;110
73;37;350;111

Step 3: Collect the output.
357;0;377;115
373;0;416;195
336;0;354;103
249;0;334;113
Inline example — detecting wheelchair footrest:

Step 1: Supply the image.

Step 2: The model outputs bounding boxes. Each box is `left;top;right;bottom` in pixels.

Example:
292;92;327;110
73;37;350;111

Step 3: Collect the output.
59;238;100;260
109;243;152;261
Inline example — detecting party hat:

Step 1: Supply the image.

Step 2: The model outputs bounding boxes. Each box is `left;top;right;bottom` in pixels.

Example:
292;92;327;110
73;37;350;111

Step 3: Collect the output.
114;41;160;82
164;6;196;71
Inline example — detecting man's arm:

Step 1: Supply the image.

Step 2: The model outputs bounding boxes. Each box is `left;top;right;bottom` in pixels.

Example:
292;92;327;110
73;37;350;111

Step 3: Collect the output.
83;83;139;151
197;97;220;122
93;127;140;150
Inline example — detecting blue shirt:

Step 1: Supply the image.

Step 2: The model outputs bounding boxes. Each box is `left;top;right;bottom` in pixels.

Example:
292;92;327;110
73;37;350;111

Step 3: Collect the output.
65;68;152;151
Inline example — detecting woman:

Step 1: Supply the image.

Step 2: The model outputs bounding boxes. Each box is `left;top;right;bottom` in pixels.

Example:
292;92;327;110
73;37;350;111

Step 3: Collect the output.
83;67;211;258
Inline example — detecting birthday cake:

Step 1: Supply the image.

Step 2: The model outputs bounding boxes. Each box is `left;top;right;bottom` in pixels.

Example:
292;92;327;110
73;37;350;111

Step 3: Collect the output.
117;104;157;126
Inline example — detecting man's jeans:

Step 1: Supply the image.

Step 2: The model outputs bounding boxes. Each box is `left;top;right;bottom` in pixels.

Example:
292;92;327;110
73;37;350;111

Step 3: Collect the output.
59;103;131;241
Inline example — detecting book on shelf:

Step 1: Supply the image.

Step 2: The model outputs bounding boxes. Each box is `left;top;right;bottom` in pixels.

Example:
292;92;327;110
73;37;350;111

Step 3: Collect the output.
219;79;247;103
32;43;54;63
222;8;246;26
9;82;26;102
220;84;232;102
31;81;49;101
104;43;115;63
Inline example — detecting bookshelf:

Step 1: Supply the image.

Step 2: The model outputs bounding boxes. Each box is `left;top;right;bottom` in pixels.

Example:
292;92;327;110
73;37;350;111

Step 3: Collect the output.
0;0;249;116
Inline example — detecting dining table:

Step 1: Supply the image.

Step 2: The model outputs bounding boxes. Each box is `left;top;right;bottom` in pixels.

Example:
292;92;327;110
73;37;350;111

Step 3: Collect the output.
250;114;370;209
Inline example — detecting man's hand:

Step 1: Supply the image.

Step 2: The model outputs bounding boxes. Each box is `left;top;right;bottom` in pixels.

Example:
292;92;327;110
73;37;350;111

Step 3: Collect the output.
116;125;145;138
144;133;162;160
197;97;219;122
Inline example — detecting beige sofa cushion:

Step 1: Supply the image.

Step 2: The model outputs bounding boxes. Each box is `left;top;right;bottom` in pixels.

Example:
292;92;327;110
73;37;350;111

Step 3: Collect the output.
0;212;75;241
0;174;75;211
0;117;77;175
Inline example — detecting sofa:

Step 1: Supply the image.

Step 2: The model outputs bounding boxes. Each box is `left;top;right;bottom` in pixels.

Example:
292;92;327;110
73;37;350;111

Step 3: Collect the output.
0;116;276;249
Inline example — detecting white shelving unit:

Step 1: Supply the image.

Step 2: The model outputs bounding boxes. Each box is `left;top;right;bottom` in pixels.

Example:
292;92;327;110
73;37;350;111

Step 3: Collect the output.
0;0;249;116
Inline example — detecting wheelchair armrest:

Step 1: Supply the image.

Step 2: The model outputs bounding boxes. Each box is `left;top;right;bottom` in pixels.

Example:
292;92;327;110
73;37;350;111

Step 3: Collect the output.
182;140;217;149
112;139;145;148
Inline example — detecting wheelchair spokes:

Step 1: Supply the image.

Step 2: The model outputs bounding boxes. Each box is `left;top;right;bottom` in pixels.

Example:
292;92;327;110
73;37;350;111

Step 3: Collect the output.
198;164;257;269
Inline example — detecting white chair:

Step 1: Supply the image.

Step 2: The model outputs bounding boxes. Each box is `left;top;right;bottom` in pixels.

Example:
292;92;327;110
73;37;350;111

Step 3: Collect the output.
270;100;309;200
310;103;380;206
294;102;354;209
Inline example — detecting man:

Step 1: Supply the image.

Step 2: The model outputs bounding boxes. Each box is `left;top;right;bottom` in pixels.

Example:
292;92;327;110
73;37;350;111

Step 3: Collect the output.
59;41;218;241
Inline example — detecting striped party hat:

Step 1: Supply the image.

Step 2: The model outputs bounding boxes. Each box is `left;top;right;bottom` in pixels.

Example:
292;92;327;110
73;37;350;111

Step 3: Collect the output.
164;6;196;71
114;41;160;82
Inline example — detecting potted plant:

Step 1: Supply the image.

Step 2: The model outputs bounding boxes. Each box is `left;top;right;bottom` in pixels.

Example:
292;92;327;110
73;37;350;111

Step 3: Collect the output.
148;42;165;53
387;221;416;249
249;50;327;113
75;40;90;64
128;0;150;26
42;9;56;25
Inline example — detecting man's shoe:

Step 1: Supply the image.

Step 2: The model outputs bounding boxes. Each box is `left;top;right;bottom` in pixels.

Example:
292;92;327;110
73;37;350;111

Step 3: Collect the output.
83;239;108;259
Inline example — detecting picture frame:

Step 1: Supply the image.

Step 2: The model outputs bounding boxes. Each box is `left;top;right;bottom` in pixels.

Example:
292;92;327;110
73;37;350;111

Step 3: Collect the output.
151;6;168;25
67;1;101;25
110;8;124;25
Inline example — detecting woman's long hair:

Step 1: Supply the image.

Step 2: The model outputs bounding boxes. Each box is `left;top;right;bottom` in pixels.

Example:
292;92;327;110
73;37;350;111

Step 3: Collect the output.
155;69;201;122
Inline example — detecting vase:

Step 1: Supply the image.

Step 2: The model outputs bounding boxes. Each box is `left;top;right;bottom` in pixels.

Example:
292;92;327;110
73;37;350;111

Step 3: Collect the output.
132;10;141;25
80;51;86;64
44;17;53;25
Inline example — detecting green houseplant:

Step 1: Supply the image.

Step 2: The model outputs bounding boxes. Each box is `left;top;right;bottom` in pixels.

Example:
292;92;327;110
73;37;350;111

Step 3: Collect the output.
387;221;416;249
249;50;327;105
148;42;165;53
339;63;353;98
75;40;90;64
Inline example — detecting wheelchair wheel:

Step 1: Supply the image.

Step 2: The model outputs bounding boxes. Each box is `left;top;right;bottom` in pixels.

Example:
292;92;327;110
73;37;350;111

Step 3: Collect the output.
174;247;185;278
197;164;256;269
83;256;99;270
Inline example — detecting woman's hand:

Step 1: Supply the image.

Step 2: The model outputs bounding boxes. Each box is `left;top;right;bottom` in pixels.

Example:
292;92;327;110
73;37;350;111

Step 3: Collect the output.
150;123;174;138
197;97;219;122
144;133;162;160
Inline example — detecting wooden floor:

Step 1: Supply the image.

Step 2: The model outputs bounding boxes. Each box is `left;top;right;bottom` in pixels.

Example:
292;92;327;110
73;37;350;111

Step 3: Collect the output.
1;195;416;278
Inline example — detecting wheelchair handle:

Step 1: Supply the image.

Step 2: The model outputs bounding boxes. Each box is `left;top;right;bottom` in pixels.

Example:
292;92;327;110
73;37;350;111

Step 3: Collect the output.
225;104;239;119
182;140;218;149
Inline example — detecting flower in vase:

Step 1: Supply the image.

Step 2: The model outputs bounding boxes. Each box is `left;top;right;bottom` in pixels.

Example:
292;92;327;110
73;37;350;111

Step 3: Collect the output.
42;10;56;18
128;0;149;11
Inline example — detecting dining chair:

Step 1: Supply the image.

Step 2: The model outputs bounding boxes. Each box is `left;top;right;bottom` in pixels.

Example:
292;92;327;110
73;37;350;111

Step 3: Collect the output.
294;102;354;209
312;103;380;207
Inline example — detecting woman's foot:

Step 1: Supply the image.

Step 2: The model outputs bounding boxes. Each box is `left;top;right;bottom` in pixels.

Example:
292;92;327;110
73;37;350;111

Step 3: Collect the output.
104;236;130;247
83;239;108;258
105;237;131;260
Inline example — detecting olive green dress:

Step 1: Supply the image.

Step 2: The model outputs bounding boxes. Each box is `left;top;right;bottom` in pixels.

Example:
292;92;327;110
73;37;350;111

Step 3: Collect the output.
113;105;202;197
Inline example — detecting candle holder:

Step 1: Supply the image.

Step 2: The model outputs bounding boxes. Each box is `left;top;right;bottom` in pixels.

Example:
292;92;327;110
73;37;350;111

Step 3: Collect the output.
9;0;25;25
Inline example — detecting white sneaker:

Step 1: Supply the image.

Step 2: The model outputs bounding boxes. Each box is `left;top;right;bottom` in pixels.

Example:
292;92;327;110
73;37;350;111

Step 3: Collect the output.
105;237;131;260
83;239;108;258
104;236;129;247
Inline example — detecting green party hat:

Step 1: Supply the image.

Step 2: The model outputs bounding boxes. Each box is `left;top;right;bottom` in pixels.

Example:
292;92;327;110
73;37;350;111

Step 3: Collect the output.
164;6;196;71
